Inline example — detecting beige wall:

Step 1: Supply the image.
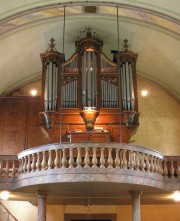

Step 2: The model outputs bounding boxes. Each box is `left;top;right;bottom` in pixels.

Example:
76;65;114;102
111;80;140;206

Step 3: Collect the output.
132;76;180;156
2;202;180;221
51;204;180;221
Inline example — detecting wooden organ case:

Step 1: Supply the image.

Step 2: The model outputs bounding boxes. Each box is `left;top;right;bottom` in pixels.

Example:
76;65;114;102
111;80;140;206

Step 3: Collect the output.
40;28;139;143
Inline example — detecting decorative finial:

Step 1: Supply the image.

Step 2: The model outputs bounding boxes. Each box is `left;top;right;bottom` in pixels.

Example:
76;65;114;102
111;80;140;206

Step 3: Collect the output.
86;27;92;37
49;38;55;49
123;38;129;50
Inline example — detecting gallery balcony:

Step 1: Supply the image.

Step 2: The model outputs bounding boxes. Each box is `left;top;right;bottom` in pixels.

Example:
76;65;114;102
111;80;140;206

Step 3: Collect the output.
0;142;179;205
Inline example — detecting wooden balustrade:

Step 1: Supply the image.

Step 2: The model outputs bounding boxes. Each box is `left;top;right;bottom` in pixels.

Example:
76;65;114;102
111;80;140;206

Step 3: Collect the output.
0;144;179;180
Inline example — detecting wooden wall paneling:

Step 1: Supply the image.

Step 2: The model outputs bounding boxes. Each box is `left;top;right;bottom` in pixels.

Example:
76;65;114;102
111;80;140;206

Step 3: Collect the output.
1;98;26;155
55;112;84;124
51;124;69;143
96;113;120;125
121;125;133;143
110;124;132;143
2;98;26;127
27;126;49;148
2;127;25;155
26;98;46;149
111;124;120;142
27;98;42;127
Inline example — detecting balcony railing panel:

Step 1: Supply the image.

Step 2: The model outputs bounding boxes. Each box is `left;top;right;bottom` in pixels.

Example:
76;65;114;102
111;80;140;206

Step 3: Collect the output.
0;144;179;182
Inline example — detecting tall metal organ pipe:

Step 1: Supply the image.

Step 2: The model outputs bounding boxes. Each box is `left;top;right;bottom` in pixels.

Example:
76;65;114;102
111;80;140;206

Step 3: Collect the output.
44;61;58;111
121;61;135;111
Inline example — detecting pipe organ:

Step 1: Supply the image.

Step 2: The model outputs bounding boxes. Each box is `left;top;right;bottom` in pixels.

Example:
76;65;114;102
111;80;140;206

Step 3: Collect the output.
40;28;139;142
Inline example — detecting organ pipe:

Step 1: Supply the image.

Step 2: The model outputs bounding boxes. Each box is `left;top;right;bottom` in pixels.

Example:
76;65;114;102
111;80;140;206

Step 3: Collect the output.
41;38;64;112
118;39;138;112
120;61;135;111
101;78;118;108
61;77;77;108
82;51;97;108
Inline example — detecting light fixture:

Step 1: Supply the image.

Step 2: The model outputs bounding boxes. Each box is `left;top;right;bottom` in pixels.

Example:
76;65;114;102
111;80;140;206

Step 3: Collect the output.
30;89;37;96
80;107;99;131
141;89;148;97
0;191;9;200
172;191;180;201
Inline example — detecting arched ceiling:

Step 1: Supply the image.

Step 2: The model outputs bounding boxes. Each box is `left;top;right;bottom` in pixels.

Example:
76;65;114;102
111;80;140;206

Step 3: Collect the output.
0;0;180;101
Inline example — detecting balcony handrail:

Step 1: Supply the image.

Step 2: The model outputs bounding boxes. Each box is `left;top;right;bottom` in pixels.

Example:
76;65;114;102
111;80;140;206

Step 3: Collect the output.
0;155;18;160
17;143;164;159
0;143;179;180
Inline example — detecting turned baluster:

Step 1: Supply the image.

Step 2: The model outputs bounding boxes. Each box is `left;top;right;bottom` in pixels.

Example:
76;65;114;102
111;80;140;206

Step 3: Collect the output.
159;159;163;175
48;150;54;169
62;148;67;168
20;158;24;174
176;161;180;177
122;150;127;169
84;148;90;168
100;148;105;168
41;151;47;170
92;148;97;168
5;160;10;176
169;160;175;177
154;157;158;173
27;155;31;173
108;148;113;168
140;153;145;171
76;148;82;168
115;149;120;168
36;153;41;171
31;154;36;172
0;160;2;176
18;159;22;174
120;150;123;168
134;152;139;170
127;150;131;169
156;158;161;175
54;149;60;168
11;161;16;177
22;157;27;174
129;150;134;170
132;151;136;170
69;148;74;168
150;156;154;173
163;160;168;177
145;154;150;172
